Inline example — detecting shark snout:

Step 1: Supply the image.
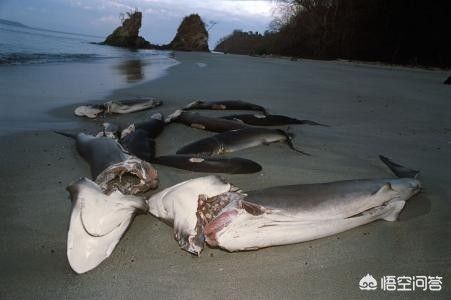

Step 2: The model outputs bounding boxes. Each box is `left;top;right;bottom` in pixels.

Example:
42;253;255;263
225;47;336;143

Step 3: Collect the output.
410;180;422;195
389;178;422;200
410;180;421;189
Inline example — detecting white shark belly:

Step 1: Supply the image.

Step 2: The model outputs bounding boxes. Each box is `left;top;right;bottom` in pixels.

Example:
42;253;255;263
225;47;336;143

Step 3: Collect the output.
210;200;405;252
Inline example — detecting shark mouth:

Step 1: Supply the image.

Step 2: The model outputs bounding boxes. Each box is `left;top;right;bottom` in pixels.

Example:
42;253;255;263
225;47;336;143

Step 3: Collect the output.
95;157;159;195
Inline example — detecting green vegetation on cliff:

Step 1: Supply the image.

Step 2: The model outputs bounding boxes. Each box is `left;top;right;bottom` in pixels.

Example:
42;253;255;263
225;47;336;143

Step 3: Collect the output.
103;11;152;48
102;12;209;51
168;14;209;52
215;0;451;67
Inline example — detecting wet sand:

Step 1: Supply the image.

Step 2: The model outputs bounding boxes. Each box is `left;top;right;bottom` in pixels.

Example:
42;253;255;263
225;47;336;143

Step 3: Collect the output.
1;52;450;298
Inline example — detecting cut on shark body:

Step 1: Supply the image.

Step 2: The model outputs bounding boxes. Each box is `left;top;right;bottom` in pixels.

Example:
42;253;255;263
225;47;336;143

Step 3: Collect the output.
55;132;159;194
65;155;421;273
202;177;420;252
146;176;235;255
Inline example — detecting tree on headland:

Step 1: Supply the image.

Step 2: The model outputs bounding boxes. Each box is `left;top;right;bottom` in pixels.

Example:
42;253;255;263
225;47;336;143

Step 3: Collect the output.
207;20;218;31
103;9;152;48
215;0;451;67
167;14;209;51
102;11;210;51
215;30;274;55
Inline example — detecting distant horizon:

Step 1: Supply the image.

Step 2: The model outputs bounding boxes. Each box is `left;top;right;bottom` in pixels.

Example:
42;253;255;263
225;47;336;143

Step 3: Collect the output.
0;0;274;48
0;17;104;39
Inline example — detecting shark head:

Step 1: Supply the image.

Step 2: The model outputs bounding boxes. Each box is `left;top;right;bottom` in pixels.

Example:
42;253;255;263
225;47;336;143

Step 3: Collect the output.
146;175;233;255
66;178;148;274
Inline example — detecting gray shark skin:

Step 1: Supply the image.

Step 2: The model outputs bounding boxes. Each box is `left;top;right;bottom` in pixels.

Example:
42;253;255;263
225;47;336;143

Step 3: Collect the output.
184;100;268;115
176;127;308;156
166;109;249;133
152;155;262;174
221;113;327;127
146;156;421;254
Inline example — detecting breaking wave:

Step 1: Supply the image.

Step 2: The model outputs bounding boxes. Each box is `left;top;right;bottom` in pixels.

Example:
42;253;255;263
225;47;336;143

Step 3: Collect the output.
0;52;102;65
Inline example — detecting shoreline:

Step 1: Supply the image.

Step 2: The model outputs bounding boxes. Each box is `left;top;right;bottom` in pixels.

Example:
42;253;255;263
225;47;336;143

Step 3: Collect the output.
1;51;450;298
0;50;178;136
222;51;451;72
6;50;448;137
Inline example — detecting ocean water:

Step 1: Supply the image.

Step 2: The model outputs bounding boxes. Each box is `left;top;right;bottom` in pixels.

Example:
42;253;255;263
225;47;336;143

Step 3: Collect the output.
0;23;179;134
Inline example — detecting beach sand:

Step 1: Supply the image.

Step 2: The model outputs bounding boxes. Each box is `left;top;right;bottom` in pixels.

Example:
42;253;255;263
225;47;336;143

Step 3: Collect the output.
1;52;450;298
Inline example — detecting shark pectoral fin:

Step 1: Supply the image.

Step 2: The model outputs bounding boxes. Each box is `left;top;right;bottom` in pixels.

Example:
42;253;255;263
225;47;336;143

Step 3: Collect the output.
379;155;420;178
372;183;390;195
359;200;406;222
382;201;406;221
371;183;396;197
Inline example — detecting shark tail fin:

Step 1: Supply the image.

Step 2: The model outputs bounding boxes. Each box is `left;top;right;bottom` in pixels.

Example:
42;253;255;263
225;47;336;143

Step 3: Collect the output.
299;119;330;127
279;128;311;156
379;155;419;178
382;200;406;221
379;155;420;178
54;131;77;139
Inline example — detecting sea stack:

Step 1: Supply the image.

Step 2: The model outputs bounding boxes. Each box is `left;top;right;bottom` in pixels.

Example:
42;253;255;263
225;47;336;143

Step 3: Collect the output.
168;14;209;51
103;11;151;48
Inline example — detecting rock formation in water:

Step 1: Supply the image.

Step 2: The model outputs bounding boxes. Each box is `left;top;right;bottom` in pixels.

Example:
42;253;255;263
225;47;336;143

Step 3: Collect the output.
444;76;451;84
102;12;209;51
103;11;152;48
167;14;209;52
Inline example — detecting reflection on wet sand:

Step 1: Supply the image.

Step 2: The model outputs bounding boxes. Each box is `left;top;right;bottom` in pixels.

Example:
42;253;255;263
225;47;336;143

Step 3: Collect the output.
115;59;148;82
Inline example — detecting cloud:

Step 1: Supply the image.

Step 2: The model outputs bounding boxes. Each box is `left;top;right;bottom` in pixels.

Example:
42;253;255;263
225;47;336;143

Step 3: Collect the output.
98;15;118;23
86;0;275;46
9;0;275;46
65;0;274;21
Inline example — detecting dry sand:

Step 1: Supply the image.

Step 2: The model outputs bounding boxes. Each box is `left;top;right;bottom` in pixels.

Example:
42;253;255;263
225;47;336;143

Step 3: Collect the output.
1;52;450;299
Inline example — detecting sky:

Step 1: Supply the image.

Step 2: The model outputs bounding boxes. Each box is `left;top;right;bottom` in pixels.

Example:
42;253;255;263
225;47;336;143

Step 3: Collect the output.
0;0;276;48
